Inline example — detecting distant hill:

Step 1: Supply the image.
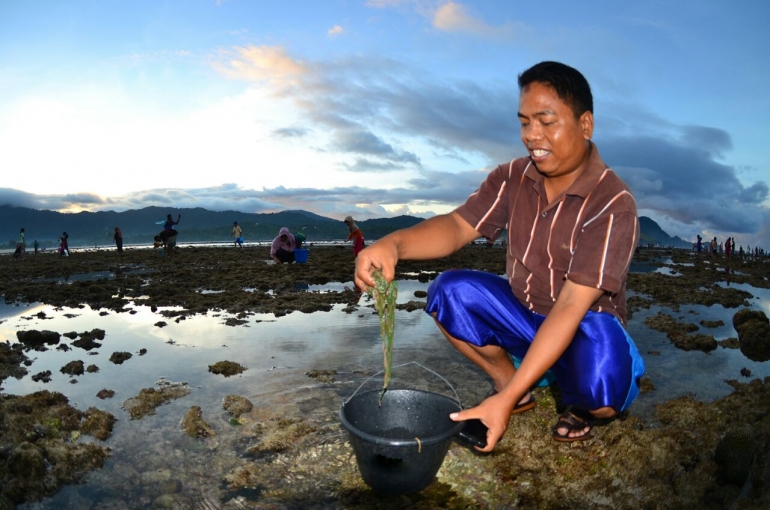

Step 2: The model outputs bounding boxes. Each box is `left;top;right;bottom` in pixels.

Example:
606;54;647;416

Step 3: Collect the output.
0;205;690;250
638;216;692;248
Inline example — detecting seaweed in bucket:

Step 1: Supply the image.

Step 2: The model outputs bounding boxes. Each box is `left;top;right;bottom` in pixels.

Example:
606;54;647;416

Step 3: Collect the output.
368;269;397;405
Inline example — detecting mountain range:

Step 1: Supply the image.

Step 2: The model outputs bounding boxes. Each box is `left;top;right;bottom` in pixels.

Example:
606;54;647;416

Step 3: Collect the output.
0;205;691;249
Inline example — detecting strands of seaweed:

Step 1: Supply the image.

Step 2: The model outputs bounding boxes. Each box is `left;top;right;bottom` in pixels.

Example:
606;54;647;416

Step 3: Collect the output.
369;270;397;406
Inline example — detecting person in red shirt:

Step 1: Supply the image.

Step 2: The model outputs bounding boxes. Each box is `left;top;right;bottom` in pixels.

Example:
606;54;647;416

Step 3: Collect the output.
344;216;365;256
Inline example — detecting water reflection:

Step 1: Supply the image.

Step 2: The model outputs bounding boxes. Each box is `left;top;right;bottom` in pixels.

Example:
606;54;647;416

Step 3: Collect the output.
3;277;770;507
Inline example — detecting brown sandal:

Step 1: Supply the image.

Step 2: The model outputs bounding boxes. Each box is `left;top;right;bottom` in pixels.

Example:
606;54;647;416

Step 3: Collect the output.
552;407;594;442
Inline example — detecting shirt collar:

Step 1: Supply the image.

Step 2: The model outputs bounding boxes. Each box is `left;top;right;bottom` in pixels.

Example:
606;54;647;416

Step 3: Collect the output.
523;141;608;199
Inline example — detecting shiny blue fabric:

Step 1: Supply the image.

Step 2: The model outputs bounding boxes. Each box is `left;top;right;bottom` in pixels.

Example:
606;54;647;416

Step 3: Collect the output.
425;270;645;412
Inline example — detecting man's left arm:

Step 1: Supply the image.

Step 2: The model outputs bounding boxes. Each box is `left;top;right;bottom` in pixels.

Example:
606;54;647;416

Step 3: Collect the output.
466;280;604;451
505;280;603;393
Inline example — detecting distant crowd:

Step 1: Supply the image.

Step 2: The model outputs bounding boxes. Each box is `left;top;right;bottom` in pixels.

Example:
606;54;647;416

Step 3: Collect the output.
11;213;367;265
694;234;766;260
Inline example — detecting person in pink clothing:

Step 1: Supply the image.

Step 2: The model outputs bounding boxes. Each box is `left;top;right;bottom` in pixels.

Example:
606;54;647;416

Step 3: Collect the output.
270;227;296;264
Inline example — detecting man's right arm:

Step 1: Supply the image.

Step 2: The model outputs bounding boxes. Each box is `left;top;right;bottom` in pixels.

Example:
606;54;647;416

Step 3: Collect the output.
354;211;480;291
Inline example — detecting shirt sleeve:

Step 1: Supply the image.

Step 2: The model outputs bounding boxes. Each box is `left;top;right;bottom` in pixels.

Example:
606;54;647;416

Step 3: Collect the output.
567;194;638;295
455;162;514;239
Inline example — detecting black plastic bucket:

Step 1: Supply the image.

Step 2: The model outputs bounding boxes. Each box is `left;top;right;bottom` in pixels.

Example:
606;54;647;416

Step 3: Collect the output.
340;388;465;495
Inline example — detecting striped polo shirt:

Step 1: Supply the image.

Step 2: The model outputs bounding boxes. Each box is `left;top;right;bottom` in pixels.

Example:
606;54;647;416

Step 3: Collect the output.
456;142;639;325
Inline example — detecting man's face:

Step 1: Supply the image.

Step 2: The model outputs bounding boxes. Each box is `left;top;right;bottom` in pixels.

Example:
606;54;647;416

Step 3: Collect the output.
518;82;593;182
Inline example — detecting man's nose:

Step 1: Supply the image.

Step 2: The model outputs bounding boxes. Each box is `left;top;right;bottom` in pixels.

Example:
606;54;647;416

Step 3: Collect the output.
523;123;542;142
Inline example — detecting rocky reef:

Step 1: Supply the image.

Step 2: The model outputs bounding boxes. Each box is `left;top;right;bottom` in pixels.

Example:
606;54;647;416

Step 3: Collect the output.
0;391;114;506
1;245;769;507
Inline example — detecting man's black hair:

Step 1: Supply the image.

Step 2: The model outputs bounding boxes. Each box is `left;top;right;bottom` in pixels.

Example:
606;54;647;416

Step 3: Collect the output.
518;61;593;118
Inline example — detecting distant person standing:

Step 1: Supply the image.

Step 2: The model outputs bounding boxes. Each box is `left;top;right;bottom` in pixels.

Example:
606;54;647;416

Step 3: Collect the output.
163;214;181;258
270;227;296;263
61;232;70;256
164;213;181;231
344;216;365;257
18;228;26;258
114;227;123;254
231;222;244;248
33;239;39;254
696;235;702;256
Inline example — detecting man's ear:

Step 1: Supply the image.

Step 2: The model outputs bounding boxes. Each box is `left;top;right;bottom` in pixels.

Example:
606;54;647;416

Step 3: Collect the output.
580;110;594;140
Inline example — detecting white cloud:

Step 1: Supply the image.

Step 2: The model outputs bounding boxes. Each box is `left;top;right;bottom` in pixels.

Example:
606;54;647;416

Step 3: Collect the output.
432;2;487;33
328;25;344;37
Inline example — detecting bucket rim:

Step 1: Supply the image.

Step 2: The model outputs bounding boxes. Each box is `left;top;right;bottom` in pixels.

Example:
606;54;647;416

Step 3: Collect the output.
339;388;465;447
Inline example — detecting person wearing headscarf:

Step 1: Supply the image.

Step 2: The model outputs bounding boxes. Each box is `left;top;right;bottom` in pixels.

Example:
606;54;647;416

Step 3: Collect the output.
344;216;365;256
271;227;296;263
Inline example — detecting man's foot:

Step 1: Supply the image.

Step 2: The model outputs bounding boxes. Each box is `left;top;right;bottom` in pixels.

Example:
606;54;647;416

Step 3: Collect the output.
552;407;595;442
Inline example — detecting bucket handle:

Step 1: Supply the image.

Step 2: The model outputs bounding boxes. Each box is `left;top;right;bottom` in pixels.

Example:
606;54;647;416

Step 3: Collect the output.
344;361;462;408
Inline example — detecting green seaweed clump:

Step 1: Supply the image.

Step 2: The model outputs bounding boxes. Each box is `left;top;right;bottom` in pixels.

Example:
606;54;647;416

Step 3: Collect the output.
208;360;247;377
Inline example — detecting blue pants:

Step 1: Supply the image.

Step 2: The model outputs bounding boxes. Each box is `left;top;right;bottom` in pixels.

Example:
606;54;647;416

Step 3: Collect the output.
425;270;644;412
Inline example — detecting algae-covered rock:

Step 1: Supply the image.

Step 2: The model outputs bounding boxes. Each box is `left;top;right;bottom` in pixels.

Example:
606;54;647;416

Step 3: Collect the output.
7;442;46;479
222;395;253;418
109;351;132;364
16;330;60;350
208;360;246;377
715;425;755;486
31;370;51;383
0;391;111;505
669;332;718;352
122;382;191;420
80;407;117;441
180;406;215;438
733;308;769;331
60;360;85;376
71;328;106;350
96;389;115;399
644;312;717;352
0;341;29;384
736;320;770;362
305;369;337;383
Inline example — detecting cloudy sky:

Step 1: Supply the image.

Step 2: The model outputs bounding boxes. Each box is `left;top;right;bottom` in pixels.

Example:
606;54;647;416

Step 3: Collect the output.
1;1;769;247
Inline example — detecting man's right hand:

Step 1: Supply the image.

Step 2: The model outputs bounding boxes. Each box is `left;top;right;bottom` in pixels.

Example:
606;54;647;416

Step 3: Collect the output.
354;239;400;293
353;212;482;292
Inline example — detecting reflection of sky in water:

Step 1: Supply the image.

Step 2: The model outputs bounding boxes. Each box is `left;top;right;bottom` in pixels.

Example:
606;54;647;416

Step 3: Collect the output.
2;275;770;505
3;276;769;412
717;280;770;315
0;284;446;413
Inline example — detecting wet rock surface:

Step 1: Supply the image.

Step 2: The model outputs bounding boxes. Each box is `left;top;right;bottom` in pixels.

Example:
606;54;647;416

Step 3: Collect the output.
180;406;215;438
209;360;247;377
1;245;770;507
0;391;113;505
733;309;770;362
121;380;192;420
223;395;253;419
109;351;132;364
0;341;29;384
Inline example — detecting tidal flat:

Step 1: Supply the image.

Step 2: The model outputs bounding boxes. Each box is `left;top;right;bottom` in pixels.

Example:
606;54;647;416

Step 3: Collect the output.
1;244;769;509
